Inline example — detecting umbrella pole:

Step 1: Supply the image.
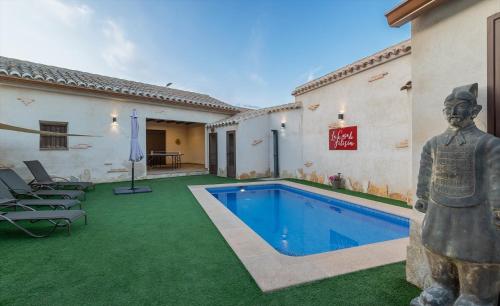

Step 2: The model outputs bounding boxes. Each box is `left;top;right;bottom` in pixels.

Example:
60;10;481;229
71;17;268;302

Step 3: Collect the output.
131;161;135;190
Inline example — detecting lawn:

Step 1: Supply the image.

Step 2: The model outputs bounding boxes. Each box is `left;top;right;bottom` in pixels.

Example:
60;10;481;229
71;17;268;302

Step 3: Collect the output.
0;175;419;305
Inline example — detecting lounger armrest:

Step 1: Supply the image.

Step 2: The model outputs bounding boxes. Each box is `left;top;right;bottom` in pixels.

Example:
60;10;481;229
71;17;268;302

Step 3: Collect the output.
22;191;44;199
1;203;21;209
19;192;44;200
10;203;36;211
11;188;30;194
0;198;17;205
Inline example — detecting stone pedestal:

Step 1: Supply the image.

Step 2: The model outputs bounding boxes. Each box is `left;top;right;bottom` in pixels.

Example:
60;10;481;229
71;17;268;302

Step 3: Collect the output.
406;211;432;289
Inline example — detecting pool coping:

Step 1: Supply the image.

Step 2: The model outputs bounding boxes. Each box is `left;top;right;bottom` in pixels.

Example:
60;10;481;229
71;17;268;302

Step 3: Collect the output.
188;180;413;292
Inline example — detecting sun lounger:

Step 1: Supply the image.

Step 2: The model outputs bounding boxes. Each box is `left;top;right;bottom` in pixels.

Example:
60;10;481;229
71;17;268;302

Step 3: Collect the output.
0;204;86;238
0;179;81;210
24;160;94;191
0;169;85;200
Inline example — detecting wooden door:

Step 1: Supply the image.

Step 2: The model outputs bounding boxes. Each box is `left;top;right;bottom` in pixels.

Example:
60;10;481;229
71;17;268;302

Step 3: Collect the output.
272;130;279;178
488;12;500;136
209;133;218;175
226;131;236;178
146;129;166;166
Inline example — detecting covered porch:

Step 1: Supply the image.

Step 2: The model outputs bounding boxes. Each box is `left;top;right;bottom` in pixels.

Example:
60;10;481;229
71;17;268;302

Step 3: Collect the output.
145;118;207;177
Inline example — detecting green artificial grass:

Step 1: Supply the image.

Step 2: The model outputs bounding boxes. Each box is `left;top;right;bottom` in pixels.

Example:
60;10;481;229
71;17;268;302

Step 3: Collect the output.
0;175;419;305
285;178;411;209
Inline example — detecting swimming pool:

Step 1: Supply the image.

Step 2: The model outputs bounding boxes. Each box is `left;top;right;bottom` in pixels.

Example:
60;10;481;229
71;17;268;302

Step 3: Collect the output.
208;184;409;256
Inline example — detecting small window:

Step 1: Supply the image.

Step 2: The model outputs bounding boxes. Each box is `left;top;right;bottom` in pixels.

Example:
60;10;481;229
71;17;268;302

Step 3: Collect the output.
39;121;68;150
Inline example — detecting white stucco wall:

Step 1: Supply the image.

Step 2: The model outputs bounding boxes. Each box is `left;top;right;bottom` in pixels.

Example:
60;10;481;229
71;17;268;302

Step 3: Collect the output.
211;52;411;201
295;53;412;201
269;109;302;178
235;115;270;179
212;108;302;179
410;0;500;201
0;83;230;182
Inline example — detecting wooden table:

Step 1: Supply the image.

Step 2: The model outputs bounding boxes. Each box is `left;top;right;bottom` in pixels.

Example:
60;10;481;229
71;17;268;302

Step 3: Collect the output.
147;152;183;169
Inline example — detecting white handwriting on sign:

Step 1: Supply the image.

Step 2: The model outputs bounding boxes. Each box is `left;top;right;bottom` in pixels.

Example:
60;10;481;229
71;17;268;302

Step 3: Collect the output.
330;130;354;148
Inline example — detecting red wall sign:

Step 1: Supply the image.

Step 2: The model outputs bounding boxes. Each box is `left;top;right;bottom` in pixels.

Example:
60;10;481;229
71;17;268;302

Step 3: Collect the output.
329;126;357;150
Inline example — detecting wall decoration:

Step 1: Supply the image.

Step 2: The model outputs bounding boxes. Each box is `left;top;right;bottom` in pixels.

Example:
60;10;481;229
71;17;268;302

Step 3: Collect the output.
175;138;181;145
70;144;93;149
328;122;341;129
329;126;357;150
17;97;35;106
107;168;128;173
368;72;388;82
395;139;409;149
0;161;14;169
252;139;263;146
308;103;320;111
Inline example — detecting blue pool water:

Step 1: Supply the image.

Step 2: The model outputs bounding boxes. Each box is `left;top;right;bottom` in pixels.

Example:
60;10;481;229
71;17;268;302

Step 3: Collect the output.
208;184;409;256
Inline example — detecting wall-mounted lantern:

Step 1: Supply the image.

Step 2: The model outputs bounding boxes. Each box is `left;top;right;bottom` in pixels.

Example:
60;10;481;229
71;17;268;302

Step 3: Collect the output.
338;113;344;120
112;116;118;125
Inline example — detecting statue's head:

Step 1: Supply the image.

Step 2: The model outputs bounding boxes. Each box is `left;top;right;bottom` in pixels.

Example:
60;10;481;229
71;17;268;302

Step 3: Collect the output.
443;83;482;129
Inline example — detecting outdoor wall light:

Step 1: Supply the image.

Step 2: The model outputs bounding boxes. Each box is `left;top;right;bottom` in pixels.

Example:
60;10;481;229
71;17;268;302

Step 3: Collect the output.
281;122;286;128
338;113;344;120
112;116;117;125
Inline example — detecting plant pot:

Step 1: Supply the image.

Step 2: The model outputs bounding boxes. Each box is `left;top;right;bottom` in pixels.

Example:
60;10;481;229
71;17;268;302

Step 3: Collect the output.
332;181;342;189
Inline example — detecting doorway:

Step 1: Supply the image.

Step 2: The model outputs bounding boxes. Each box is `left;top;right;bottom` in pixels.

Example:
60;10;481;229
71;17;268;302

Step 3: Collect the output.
272;129;279;178
146;129;166;166
209;132;218;175
226;131;236;178
488;12;500;136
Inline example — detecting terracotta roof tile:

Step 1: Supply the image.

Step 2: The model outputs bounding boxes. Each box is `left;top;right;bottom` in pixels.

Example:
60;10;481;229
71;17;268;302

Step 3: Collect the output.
292;39;411;96
0;56;239;113
207;102;302;128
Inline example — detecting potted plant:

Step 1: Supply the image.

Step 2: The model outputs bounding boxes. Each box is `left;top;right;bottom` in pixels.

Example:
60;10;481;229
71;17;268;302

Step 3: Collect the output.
329;173;344;189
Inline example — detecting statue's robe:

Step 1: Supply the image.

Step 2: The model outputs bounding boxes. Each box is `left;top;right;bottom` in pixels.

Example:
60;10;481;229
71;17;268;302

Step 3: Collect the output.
417;123;500;263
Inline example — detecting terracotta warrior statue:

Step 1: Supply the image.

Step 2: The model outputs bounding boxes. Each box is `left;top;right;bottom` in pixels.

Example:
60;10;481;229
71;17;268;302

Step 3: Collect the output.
411;84;500;306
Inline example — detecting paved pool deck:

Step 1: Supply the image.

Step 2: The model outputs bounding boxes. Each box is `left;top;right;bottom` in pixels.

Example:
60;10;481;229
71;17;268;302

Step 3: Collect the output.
189;180;413;292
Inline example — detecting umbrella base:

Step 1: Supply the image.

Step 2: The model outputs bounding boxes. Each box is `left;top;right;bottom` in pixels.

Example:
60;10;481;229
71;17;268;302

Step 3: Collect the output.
113;186;152;195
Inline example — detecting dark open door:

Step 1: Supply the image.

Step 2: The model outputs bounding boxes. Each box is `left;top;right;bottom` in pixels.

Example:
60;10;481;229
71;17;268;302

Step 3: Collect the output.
272;130;279;178
226;131;236;178
146;129;166;166
209;132;218;175
488;12;500;136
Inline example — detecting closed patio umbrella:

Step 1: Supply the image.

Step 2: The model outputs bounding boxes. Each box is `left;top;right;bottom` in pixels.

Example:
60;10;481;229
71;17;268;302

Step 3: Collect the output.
113;110;152;195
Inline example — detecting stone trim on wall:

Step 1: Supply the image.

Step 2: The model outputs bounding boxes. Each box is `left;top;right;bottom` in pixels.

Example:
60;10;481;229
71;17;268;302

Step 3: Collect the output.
294;168;411;205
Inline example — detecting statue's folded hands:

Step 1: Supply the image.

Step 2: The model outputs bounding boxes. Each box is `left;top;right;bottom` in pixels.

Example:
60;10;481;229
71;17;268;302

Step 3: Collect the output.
414;199;428;213
494;209;500;228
